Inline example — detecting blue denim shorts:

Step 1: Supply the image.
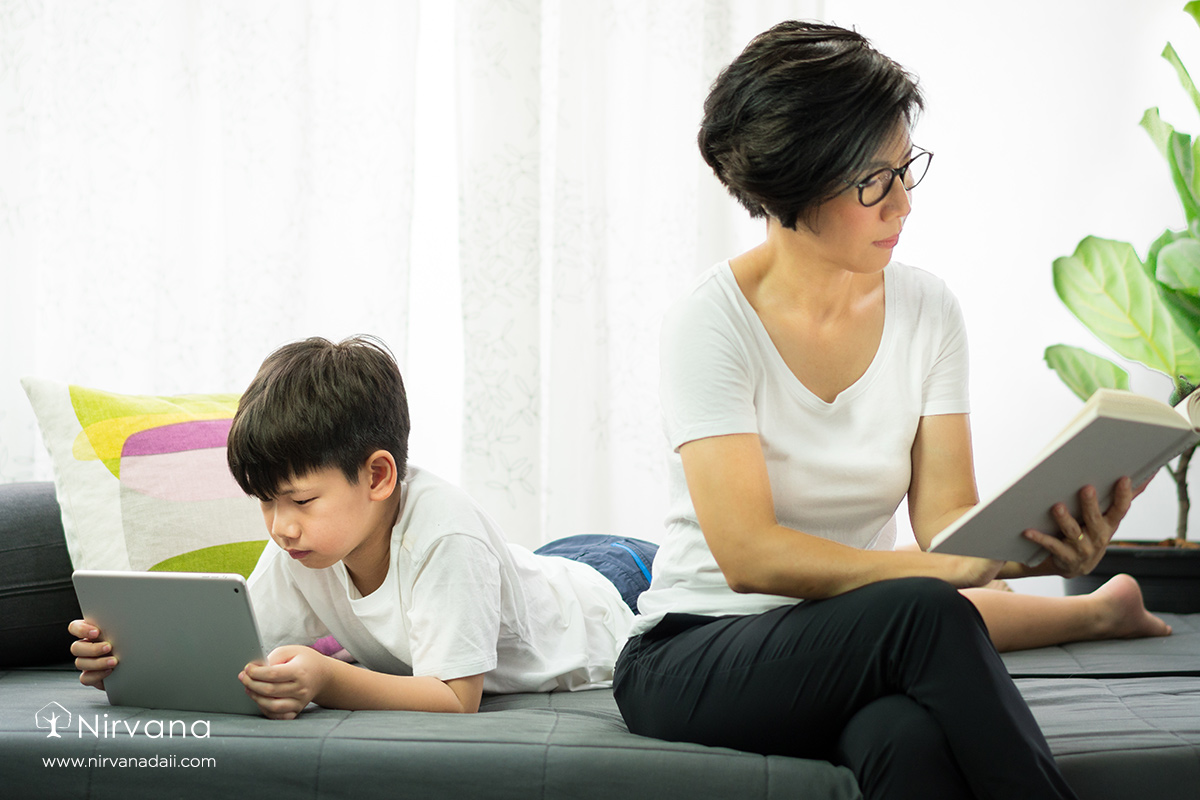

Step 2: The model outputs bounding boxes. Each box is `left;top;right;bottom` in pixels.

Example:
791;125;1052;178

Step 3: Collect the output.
534;534;658;614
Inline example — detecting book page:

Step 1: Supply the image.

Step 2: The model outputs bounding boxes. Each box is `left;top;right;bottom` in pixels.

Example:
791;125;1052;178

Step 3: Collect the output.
1179;390;1200;429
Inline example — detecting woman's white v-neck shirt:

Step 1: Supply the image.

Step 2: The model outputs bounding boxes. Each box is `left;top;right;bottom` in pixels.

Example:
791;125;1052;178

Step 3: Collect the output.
632;261;970;635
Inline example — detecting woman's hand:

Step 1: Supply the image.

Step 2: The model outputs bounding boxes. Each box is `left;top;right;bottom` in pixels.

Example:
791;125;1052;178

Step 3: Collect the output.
67;619;116;690
1021;477;1138;579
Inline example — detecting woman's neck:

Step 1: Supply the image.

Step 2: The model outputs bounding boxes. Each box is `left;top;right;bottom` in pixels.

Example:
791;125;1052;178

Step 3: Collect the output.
731;221;879;324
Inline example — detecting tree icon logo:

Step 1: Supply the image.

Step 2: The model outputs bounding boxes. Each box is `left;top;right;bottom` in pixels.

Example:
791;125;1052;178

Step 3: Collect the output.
35;702;71;738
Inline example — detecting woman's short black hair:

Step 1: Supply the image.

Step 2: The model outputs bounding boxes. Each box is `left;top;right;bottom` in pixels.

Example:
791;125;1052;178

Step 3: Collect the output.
699;20;924;230
227;335;410;500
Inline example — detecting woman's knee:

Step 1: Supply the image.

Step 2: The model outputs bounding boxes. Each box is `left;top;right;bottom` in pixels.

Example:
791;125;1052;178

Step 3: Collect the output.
866;577;982;625
837;578;991;658
836;695;972;799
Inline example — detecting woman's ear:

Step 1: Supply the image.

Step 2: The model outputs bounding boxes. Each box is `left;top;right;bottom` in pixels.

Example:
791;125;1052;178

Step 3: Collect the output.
364;450;399;500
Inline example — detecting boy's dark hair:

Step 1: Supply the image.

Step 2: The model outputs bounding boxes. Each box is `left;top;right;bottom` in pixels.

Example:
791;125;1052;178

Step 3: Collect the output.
698;20;924;230
227;335;410;500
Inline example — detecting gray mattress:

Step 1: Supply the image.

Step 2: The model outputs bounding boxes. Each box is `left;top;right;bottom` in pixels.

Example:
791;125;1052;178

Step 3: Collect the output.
4;619;1200;800
1002;612;1200;678
1;665;860;800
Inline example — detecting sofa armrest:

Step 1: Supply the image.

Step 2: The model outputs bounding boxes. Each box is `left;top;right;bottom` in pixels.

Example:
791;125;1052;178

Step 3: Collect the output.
0;481;79;667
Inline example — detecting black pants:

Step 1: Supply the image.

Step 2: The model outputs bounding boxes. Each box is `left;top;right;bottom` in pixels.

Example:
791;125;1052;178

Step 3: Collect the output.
613;578;1076;800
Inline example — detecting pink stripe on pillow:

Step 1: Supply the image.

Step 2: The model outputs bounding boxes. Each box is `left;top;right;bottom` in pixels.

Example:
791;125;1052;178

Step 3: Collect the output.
122;419;233;457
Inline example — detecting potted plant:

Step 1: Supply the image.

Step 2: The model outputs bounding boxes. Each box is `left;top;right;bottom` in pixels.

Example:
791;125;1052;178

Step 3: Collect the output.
1044;1;1200;611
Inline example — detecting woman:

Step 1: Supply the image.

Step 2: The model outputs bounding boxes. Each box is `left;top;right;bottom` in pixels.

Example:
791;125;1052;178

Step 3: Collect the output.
613;21;1165;800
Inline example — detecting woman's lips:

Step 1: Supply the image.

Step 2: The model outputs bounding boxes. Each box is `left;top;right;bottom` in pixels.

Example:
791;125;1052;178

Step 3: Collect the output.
874;233;900;248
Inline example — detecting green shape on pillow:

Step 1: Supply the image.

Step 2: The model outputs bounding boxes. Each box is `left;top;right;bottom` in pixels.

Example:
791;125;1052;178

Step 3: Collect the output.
149;540;269;579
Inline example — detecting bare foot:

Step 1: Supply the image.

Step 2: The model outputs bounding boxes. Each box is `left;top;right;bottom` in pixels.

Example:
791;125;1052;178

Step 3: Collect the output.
1092;574;1173;640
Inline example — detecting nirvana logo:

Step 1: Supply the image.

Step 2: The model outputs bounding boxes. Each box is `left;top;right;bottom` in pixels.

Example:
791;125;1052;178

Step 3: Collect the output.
35;703;210;739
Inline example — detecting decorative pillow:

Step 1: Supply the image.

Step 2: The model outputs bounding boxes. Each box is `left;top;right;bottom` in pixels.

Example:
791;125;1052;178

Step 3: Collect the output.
21;377;267;578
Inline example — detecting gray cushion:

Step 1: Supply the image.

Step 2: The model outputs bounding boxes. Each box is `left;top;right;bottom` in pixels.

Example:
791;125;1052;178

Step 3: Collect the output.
0;482;79;667
0;671;862;799
1001;613;1200;677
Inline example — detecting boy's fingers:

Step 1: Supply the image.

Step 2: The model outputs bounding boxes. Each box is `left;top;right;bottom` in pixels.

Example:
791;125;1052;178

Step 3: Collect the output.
80;668;112;690
242;662;279;682
67;620;93;638
70;638;112;657
75;655;117;671
248;692;303;720
240;670;289;696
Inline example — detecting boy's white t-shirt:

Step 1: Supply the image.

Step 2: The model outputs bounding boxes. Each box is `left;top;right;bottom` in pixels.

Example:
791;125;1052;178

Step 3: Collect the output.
632;261;971;637
248;466;634;693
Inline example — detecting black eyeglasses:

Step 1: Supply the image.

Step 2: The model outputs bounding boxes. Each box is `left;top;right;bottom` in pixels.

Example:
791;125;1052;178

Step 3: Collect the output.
848;149;933;207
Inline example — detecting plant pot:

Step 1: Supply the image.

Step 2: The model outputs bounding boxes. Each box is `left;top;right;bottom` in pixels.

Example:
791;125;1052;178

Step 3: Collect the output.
1063;544;1200;613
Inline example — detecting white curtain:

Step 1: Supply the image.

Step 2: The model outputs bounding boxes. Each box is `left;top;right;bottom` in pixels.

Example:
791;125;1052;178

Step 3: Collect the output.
453;0;820;544
1;0;821;548
1;0;418;476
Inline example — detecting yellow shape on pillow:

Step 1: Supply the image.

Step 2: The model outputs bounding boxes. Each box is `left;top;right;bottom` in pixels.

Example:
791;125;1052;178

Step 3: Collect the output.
67;386;240;478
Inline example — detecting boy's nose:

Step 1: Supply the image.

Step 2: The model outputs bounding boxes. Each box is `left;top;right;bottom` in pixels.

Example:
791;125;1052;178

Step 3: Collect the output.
268;509;300;541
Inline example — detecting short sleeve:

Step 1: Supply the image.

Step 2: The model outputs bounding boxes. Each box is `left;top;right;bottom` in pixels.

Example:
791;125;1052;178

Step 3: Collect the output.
920;285;970;416
659;288;760;451
406;534;502;681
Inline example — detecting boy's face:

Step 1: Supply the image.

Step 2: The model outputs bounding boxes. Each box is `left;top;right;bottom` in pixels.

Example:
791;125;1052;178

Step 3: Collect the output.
258;465;385;571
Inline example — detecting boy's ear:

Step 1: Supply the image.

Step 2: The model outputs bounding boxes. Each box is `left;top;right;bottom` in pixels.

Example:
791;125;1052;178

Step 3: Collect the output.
364;450;399;500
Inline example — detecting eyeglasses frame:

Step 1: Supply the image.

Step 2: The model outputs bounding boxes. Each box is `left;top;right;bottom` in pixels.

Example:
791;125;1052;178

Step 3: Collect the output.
848;149;934;208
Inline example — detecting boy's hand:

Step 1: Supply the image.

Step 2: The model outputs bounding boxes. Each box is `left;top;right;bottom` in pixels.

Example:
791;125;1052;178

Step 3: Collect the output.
239;645;332;720
67;619;117;690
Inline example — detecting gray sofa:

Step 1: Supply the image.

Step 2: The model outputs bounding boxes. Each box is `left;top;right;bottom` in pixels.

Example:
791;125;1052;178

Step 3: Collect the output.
2;480;1199;799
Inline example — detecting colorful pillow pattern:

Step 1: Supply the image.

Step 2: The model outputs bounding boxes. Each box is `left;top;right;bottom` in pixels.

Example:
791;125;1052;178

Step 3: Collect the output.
21;378;267;578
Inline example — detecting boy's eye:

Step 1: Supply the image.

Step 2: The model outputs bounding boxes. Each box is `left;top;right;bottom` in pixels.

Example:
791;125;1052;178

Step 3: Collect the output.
294;497;315;506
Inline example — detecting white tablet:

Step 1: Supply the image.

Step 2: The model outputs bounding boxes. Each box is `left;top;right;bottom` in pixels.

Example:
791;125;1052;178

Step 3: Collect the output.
71;570;269;716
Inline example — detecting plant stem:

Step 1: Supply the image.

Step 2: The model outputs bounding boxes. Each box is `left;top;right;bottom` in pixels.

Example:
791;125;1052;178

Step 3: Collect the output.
1176;443;1196;546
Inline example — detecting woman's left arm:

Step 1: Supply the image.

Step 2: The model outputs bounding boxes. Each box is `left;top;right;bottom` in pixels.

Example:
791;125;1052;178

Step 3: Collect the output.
908;412;1138;580
908;413;979;549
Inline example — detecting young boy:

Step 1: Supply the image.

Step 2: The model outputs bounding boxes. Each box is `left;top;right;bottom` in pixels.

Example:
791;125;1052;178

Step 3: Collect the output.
70;336;656;719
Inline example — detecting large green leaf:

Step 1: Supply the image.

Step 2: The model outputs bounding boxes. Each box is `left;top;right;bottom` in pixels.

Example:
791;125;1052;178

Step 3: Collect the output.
1158;237;1200;295
1188;0;1200;27
1161;284;1200;346
1140;112;1200;219
1163;42;1200;120
1168;131;1200;226
1053;236;1200;383
1044;344;1130;402
1148;231;1200;335
1148;228;1187;274
1140;107;1173;161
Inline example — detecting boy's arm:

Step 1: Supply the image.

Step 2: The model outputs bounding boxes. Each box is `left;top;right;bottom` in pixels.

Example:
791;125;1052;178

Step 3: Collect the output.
239;645;483;719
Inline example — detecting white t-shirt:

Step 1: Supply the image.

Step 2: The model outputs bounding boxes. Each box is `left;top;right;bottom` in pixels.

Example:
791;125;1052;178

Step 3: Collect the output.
248;466;635;693
632;261;971;636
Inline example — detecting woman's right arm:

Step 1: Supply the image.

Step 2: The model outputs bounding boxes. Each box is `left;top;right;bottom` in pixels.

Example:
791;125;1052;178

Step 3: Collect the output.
680;432;1003;599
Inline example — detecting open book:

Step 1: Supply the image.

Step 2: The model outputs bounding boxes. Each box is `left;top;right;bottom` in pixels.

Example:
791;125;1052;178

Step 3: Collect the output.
928;388;1200;565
